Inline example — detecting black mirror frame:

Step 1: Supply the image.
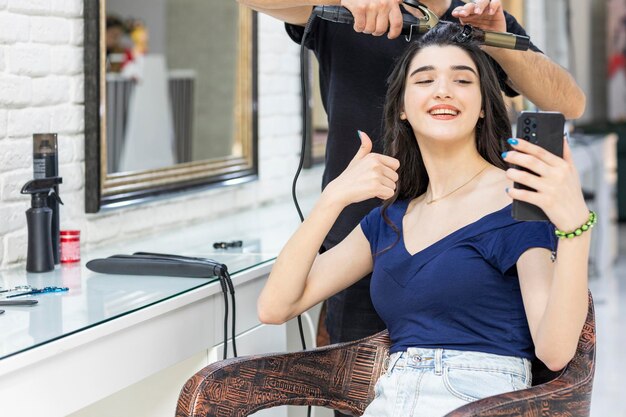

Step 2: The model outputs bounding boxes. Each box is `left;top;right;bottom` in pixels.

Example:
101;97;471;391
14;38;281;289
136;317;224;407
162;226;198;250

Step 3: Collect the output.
84;0;258;213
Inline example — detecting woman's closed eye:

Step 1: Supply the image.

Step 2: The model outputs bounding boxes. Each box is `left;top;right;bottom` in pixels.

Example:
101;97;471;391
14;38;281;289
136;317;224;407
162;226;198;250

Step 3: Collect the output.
413;78;474;85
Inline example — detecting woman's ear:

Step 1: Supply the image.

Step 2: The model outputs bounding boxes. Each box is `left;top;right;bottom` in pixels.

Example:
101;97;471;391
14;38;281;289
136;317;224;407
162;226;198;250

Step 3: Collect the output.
400;111;407;120
479;110;485;118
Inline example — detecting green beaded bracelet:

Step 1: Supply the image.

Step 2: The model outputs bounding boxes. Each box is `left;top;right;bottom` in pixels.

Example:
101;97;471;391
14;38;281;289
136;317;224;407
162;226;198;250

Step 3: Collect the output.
554;211;597;239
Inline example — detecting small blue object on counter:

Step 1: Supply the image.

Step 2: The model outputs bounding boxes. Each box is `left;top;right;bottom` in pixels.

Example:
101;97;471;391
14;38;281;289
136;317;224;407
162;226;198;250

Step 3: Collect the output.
6;286;69;298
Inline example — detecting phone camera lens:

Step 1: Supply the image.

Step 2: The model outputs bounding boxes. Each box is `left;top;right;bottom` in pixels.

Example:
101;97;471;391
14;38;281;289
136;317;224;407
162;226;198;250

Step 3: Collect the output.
524;127;531;134
524;118;531;125
532;123;537;129
524;135;530;141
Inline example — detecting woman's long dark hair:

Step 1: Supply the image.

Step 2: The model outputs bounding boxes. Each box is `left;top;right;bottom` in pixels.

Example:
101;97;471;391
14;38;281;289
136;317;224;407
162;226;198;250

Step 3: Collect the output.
379;23;512;243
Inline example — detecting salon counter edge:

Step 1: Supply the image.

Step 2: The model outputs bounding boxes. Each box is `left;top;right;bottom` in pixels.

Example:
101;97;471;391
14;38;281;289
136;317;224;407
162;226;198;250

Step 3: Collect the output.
0;194;320;417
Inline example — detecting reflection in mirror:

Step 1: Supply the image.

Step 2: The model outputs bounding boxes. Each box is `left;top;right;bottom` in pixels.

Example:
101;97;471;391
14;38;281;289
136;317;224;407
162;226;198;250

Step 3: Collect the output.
84;0;257;212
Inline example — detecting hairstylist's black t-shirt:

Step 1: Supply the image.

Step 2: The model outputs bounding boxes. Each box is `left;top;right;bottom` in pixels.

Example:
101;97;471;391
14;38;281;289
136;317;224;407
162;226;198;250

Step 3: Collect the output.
286;0;540;249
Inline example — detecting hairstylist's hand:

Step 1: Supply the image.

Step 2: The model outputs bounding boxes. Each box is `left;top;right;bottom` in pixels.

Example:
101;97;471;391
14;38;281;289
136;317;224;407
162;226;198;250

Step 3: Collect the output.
324;131;400;207
451;0;506;33
341;0;404;39
503;138;590;232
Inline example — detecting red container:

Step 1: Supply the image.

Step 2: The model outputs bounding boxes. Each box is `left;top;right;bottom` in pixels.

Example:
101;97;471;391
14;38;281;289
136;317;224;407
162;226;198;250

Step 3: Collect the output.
60;230;81;263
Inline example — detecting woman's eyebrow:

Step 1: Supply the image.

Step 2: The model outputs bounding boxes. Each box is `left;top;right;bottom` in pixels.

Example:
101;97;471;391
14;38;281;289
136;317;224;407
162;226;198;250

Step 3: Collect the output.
409;65;435;77
409;64;478;77
451;65;478;76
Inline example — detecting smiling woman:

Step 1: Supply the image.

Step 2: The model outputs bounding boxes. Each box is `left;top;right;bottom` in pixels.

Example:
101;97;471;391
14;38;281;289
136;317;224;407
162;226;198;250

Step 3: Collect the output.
84;0;258;212
257;23;591;417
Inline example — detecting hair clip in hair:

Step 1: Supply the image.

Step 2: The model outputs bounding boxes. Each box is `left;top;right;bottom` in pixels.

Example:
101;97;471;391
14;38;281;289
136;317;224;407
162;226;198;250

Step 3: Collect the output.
454;25;474;44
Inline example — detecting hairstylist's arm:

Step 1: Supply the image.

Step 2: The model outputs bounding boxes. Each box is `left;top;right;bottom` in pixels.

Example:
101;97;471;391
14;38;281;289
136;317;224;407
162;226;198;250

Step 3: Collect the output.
257;132;399;324
237;0;405;38
236;0;318;25
504;138;590;371
452;0;586;119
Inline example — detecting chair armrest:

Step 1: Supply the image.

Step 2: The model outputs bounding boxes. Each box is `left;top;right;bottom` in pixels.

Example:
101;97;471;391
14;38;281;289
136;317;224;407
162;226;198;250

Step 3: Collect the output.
444;375;593;417
445;291;596;417
176;331;390;417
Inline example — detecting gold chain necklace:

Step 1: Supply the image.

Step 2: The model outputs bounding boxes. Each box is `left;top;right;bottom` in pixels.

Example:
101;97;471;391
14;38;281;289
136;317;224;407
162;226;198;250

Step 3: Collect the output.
425;164;489;205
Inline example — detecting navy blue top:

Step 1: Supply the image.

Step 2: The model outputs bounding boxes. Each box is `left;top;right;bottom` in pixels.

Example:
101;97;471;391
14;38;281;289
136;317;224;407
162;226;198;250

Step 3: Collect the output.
360;200;556;359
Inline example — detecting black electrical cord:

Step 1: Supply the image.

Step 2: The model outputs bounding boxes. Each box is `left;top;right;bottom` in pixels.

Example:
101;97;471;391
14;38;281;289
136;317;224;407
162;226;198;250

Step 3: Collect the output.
288;12;319;417
292;14;316;224
213;267;238;360
292;12;318;357
214;266;237;360
218;275;230;360
129;251;236;359
222;268;238;358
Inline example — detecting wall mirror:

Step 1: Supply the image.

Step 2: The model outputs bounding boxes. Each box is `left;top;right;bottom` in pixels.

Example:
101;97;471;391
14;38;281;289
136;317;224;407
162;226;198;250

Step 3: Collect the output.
84;0;257;212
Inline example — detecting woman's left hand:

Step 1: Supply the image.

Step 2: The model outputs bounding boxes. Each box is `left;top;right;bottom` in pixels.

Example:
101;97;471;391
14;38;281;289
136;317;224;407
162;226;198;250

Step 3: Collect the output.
503;137;590;232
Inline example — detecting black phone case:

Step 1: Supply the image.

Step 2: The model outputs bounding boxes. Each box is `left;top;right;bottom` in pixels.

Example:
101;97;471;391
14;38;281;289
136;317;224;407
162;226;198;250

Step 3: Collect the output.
512;111;565;221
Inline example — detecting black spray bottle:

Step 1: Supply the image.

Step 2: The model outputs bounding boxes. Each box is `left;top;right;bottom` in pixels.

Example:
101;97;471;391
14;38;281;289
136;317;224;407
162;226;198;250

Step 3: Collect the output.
33;134;61;264
21;177;63;273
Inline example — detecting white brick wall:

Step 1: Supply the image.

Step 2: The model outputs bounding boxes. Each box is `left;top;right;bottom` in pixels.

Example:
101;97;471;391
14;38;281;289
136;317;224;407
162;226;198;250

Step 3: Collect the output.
0;110;6;137
8;0;52;15
0;75;33;106
0;9;323;269
0;13;30;43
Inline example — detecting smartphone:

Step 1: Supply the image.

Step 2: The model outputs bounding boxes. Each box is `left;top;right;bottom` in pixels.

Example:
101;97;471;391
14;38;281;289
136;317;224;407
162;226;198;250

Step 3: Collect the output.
511;111;565;221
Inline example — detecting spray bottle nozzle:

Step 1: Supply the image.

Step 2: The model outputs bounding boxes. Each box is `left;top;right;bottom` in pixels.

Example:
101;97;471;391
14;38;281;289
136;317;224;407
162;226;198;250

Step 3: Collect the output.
21;177;62;195
21;177;63;208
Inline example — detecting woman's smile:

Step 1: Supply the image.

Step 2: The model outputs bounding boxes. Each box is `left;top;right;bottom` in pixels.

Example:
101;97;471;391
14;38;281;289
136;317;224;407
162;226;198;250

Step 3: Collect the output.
428;104;461;120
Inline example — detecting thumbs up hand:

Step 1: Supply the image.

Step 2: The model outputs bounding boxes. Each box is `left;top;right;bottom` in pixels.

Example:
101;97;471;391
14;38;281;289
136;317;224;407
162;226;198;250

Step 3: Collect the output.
324;131;400;207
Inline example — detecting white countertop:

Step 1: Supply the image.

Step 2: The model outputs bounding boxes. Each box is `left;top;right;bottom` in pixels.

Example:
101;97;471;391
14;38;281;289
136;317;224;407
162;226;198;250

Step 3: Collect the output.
0;193;317;366
0;194;319;416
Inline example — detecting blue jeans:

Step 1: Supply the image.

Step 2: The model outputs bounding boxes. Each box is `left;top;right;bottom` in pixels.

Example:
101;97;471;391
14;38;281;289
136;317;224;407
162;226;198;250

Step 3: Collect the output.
361;348;532;417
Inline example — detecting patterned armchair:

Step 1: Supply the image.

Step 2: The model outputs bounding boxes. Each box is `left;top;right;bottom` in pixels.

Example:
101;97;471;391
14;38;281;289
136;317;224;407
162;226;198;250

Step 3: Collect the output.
177;292;595;417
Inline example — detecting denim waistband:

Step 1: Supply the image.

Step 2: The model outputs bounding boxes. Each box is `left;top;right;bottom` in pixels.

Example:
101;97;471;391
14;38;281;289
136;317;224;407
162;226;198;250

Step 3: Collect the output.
386;348;531;379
